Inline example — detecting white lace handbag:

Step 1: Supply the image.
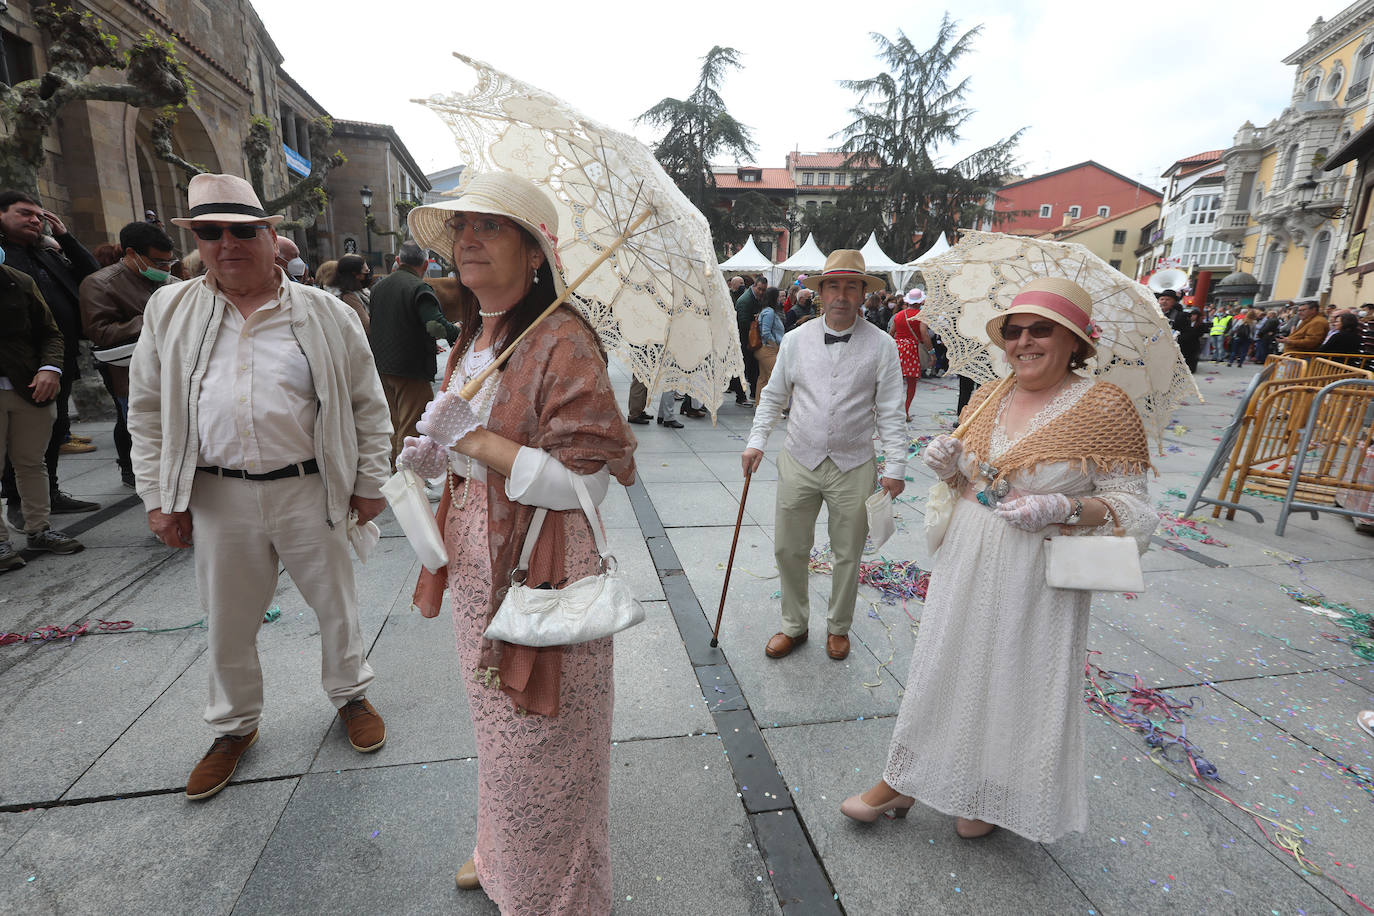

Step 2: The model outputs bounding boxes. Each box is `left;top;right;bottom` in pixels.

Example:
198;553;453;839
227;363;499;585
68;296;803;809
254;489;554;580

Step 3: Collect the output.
484;476;645;647
1043;502;1145;593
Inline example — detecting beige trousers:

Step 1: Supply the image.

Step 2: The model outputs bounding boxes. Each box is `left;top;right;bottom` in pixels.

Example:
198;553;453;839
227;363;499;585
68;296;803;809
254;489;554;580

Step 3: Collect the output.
380;374;435;469
774;450;875;637
190;471;374;735
754;343;780;397
0;389;55;538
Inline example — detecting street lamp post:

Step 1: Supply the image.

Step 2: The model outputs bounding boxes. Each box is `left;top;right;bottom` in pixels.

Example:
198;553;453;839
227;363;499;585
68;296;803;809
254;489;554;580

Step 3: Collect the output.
360;185;374;267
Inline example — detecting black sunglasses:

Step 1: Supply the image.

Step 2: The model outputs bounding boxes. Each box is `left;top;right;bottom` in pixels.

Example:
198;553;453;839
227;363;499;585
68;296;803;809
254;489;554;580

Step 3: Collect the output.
191;224;267;241
1000;321;1059;341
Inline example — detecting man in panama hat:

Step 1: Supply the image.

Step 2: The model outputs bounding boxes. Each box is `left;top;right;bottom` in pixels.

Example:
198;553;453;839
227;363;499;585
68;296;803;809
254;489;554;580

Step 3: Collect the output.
741;250;907;662
129;173;393;799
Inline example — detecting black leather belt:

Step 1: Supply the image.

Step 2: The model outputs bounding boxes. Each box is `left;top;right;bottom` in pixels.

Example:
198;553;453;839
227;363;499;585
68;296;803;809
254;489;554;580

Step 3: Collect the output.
197;459;319;481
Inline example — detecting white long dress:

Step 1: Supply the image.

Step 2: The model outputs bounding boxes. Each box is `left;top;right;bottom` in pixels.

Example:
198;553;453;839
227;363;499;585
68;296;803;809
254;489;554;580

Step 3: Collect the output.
882;377;1157;842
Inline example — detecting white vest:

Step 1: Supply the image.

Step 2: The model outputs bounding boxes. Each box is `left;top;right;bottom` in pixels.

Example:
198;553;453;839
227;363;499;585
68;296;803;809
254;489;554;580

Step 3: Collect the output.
783;318;887;472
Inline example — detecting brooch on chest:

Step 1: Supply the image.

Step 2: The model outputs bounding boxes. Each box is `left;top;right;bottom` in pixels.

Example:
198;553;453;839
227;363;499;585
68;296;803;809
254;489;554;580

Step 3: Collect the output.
974;460;1011;508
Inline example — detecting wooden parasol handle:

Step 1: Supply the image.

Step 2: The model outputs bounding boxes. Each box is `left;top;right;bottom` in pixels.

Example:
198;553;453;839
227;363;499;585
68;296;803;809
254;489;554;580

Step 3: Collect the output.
950;373;1014;440
458;208;655;399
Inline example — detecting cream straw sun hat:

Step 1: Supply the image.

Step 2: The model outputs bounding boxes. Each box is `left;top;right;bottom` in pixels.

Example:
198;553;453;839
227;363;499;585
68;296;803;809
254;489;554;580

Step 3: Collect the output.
407;171;566;296
170;173;284;227
985;277;1099;359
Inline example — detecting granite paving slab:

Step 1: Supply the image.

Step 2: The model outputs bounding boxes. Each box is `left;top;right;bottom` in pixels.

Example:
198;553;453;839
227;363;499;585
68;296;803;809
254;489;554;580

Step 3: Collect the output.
765;718;1096;915
236;737;778;916
0;780;297;916
0;628;204;804
610;602;716;742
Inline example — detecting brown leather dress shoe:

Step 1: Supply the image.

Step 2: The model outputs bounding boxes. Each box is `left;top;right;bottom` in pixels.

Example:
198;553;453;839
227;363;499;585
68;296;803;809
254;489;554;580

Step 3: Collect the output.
826;633;850;660
185;729;258;800
765;631;807;658
338;697;386;752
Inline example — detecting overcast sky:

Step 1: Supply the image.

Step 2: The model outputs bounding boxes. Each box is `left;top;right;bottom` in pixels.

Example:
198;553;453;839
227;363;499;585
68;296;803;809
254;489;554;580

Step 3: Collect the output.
252;0;1325;191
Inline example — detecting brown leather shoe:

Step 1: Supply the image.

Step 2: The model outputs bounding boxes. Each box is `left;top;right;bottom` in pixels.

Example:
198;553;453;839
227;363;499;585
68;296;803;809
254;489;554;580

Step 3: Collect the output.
338;697;386;752
456;857;481;890
185;729;258;800
826;633;850;660
765;631;807;658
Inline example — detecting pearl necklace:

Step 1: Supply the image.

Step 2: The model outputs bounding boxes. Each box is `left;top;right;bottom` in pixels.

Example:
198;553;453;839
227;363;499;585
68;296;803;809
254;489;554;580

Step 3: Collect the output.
477;306;512;318
446;343;500;510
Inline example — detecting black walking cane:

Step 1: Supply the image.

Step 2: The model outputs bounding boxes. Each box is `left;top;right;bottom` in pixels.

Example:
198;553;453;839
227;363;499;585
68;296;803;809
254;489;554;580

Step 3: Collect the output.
710;468;752;647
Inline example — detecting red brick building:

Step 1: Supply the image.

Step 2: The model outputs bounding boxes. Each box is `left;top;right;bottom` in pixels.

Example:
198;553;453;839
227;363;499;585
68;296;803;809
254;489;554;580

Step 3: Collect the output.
994;161;1163;236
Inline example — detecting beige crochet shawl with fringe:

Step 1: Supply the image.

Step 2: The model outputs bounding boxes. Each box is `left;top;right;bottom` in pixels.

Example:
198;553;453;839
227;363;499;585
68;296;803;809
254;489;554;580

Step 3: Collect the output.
959;378;1152;484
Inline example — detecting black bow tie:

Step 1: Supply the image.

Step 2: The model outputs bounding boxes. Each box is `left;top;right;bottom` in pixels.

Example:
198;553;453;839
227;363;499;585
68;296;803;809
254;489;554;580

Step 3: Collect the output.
824;333;852;345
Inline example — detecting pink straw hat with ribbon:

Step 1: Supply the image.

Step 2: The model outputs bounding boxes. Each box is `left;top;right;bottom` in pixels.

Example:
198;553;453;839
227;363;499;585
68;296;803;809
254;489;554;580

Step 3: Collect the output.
986;276;1099;358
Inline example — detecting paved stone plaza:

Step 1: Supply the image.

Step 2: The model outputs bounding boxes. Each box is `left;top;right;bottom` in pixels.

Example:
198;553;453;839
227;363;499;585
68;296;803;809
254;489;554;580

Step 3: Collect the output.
1;361;1371;915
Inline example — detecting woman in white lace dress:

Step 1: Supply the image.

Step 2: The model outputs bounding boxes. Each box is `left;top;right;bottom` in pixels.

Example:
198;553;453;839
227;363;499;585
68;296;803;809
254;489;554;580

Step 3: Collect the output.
841;277;1156;842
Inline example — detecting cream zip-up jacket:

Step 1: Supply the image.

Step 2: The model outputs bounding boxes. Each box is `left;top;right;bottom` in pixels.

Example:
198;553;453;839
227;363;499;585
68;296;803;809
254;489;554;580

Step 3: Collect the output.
128;272;393;526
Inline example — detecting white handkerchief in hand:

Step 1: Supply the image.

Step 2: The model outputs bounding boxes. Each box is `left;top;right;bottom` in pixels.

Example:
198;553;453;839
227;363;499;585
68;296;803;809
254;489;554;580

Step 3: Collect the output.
347;509;381;563
865;490;895;551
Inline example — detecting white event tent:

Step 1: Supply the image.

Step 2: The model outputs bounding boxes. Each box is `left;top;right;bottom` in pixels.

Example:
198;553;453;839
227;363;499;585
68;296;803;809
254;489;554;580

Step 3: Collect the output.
858;232;905;290
719;236;777;284
897;232;954;291
775;235;828;274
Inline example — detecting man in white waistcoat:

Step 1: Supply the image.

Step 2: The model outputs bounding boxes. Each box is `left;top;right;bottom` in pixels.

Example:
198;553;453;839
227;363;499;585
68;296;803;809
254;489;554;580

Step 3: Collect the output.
741;250;906;661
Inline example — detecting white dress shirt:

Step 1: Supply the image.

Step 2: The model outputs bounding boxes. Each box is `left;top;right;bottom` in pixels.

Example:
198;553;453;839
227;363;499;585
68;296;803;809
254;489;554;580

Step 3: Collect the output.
197;278;316;471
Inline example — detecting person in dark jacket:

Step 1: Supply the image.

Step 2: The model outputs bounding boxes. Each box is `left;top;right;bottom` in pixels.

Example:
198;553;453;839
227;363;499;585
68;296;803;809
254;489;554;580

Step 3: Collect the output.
78;221;176;488
1321;312;1364;356
1177;309;1206;373
368;241;459;466
0;261;84;570
1157;289;1191;340
0;190;101;525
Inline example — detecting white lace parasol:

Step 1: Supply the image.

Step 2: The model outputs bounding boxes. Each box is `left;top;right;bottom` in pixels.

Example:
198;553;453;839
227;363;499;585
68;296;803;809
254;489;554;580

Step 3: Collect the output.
919;230;1201;446
415;54;743;416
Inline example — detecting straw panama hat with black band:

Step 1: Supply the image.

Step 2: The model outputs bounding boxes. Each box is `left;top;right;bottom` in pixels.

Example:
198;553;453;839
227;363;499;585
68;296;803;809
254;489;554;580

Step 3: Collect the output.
407;171;566;297
170;173;284;228
986;277;1099;359
801;249;884;294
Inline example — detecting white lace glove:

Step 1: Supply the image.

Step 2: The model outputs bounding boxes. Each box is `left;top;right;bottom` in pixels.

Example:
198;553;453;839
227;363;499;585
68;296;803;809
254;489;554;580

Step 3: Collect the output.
992;493;1072;531
415;389;482;448
923;434;963;479
397;435;449;480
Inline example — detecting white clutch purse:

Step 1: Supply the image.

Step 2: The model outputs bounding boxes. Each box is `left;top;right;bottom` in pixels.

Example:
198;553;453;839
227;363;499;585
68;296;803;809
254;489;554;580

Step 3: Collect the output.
380;468;449;573
1043;502;1144;593
484;476;645;647
865;490;895;550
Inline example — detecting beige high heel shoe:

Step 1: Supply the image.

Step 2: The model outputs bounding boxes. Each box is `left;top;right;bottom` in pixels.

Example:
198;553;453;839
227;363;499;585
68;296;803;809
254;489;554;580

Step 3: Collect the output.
840;790;916;822
456;858;481;890
955;817;997;839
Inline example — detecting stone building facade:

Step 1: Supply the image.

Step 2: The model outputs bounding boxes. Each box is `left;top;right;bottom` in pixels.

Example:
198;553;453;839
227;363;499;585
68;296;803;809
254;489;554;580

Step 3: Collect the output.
323;120;430;270
0;0;425;268
1214;3;1374;303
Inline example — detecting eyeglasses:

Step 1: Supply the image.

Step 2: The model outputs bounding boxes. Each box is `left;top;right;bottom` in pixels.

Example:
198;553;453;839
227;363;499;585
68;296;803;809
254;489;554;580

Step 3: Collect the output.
1000;321;1059;341
445;216;504;241
140;253;176;269
191;224;267;241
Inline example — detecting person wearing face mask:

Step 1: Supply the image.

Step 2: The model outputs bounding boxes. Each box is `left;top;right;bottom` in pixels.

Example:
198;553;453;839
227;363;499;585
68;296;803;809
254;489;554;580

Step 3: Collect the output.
79;221;178;488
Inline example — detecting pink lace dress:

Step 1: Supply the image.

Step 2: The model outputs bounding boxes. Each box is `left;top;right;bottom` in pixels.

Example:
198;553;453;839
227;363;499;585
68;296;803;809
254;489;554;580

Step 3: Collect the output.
445;483;613;914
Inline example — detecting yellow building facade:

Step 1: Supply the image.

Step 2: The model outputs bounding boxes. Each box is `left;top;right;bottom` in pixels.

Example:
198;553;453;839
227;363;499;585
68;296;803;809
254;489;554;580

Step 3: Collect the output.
1034;202;1161;278
1215;4;1373;304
